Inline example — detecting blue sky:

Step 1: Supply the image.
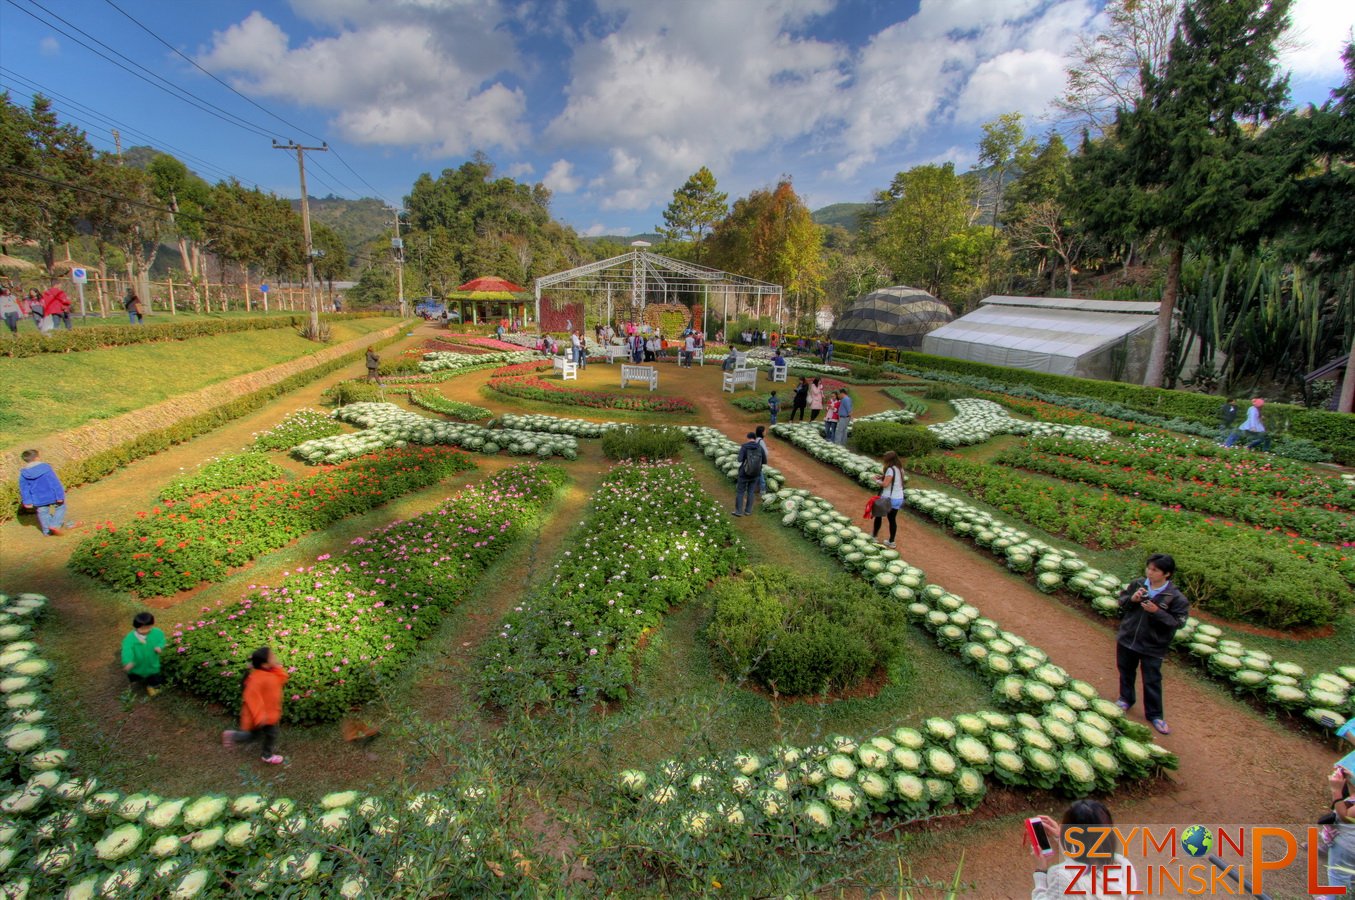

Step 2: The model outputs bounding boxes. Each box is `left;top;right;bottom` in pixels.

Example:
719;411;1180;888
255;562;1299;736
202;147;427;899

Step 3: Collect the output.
2;0;1353;237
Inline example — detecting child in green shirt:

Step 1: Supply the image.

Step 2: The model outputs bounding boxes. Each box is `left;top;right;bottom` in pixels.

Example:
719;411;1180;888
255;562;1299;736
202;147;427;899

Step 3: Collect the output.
122;612;166;696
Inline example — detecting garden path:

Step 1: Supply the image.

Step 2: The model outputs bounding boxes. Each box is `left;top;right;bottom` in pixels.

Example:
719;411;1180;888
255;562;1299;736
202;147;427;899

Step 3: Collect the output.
698;381;1336;896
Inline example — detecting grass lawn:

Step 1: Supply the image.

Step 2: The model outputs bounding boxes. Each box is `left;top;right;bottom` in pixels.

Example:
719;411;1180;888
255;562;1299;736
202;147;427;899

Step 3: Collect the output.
0;316;402;448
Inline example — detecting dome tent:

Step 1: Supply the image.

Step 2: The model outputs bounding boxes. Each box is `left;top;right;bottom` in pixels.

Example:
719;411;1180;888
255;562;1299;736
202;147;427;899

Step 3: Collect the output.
829;286;954;350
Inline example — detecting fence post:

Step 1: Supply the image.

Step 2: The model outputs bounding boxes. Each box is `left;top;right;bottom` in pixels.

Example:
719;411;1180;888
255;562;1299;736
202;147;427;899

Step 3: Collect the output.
168;278;176;315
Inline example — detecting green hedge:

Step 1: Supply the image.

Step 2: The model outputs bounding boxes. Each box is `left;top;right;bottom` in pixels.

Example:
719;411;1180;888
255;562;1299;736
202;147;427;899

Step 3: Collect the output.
1;327;410;520
848;421;939;458
600;425;686;460
1;311;387;358
889;352;1355;463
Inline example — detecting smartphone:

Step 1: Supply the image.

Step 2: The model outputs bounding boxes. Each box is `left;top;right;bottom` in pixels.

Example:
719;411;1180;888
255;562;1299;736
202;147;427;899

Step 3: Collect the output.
1026;817;1055;857
1320;714;1338;729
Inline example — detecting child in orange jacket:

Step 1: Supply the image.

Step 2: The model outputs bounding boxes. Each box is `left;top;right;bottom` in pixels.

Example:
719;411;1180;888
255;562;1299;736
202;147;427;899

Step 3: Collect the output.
221;647;289;764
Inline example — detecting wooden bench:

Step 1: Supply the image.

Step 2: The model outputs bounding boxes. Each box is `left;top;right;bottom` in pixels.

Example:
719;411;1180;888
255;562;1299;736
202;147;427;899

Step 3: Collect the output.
722;368;758;392
553;356;578;380
620;364;658;391
770;363;788;382
603;344;630;364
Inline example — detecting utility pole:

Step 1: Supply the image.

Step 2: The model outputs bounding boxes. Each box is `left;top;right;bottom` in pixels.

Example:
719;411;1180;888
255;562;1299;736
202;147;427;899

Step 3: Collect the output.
273;139;328;340
389;207;407;318
112;129;122;161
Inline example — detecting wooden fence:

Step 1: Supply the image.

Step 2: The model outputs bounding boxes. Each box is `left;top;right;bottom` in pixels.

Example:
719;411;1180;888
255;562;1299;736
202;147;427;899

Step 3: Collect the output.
35;273;336;317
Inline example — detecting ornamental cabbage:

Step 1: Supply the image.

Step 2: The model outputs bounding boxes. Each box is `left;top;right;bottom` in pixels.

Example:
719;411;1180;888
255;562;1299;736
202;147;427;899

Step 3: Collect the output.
824;780;863;814
824;754;857;780
189;826;224;851
320;790;359;809
182;796;227;828
93;823;144;861
801;801;834;830
925;748;957;778
170;869;211;900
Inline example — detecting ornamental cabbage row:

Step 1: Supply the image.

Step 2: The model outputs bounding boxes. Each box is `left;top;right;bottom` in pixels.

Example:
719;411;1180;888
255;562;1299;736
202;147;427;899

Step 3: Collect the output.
769;422;902;490
905;486;1353;732
68;447;476;598
168;463;566;723
683;427;785;492
417;349;540;374
481;461;744;705
928;398;1111;448
292;402;579;465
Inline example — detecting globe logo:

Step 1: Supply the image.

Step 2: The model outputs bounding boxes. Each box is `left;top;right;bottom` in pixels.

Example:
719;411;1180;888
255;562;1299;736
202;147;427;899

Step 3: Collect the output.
1181;825;1213;858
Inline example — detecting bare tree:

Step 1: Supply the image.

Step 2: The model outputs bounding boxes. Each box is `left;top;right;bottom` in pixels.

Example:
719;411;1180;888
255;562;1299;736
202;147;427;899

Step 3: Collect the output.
1007;200;1085;295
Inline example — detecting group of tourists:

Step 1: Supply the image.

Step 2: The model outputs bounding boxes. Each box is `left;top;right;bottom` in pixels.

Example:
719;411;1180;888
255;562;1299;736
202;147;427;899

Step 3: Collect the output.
0;282;146;332
1217;396;1272;451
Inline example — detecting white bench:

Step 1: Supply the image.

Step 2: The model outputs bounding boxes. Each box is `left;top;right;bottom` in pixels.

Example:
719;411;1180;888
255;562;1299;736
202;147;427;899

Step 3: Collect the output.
692;347;704;366
553;356;578;380
770;363;788;382
733;350;750;370
723;368;758;392
603;344;629;364
620;364;658;391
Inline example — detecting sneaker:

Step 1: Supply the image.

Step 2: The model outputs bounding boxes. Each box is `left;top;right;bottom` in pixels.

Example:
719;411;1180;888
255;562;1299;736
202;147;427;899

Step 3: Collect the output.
46;527;63;537
1150;718;1171;735
261;755;285;765
1115;699;1131;711
884;541;896;548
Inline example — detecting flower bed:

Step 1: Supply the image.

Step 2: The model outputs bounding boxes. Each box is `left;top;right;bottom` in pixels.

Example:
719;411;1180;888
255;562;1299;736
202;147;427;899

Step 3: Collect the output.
249;409;343;451
292;403;578;464
418;350;541;374
169;464;565;723
68;447;475;597
405;390;492;422
682;427;786;492
481;461;743;705
496;413;616;438
769;423;897;490
158;453;287;502
444;334;524;351
928;398;1111;448
902;486;1355;728
486;374;697;414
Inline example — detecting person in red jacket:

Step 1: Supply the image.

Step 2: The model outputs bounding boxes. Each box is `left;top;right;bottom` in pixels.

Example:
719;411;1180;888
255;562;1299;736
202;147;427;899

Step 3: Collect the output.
40;282;72;331
221;647;289;764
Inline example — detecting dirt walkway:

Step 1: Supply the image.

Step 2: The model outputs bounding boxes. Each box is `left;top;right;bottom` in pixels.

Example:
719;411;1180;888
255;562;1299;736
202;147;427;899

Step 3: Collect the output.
698;380;1335;895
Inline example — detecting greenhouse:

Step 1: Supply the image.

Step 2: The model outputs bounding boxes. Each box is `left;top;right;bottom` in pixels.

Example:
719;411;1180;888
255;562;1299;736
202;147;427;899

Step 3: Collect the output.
921;295;1161;381
829;285;954;349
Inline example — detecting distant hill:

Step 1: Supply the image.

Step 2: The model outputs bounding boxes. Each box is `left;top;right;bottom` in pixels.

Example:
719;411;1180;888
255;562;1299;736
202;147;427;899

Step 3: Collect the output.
812;203;870;232
580;232;664;246
290;197;392;259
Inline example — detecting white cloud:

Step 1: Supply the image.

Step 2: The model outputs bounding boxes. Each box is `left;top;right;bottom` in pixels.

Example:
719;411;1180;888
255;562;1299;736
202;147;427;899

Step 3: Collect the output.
954;48;1069;123
583;223;611;236
543;159;581;193
196;6;527;154
549;0;846;209
37;36;59;57
1281;0;1355;79
506;161;536;178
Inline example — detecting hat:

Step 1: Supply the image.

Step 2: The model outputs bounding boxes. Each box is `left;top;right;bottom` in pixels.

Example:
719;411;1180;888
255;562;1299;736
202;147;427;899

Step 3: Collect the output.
1252;398;1265;407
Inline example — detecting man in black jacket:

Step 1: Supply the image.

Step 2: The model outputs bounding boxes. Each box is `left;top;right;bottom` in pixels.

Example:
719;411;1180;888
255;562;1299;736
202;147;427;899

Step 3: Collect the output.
1116;553;1190;736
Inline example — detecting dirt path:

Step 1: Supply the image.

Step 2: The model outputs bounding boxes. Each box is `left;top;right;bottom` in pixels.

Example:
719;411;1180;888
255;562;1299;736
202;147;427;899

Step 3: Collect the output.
699;381;1335;895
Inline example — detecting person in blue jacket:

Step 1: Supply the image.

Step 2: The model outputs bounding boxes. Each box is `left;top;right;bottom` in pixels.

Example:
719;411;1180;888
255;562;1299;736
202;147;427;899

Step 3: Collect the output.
17;449;74;536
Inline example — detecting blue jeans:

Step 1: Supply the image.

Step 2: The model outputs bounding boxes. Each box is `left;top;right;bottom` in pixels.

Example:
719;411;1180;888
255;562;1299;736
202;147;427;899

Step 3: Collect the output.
35;503;67;534
824;420;837;440
127;311;142;324
2;313;16;333
735;478;757;515
835;416;851;445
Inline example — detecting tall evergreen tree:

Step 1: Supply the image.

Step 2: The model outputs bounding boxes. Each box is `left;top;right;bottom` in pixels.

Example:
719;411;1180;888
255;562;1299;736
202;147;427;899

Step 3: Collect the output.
658;167;729;262
1072;0;1296;386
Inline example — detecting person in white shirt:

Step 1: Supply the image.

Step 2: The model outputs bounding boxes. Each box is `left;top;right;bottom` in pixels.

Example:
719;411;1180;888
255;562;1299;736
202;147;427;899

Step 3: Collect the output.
872;451;906;548
683;334;696;367
1030;801;1138;900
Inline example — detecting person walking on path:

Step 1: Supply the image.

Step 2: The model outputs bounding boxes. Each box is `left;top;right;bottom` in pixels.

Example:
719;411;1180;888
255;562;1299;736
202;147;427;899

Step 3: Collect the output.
24;289;42;328
17;449;76;536
121;612;166;696
767;391;780;425
1216;398;1239;444
1115;553;1190;735
1234;397;1270;451
807;378;824;422
123;290;144;325
40;282;72;331
871;451;906;548
834;390;854;446
789;377;809;421
0;286;20;334
755;426;771;498
222;647;289;765
365;348;381;384
733;432;764;517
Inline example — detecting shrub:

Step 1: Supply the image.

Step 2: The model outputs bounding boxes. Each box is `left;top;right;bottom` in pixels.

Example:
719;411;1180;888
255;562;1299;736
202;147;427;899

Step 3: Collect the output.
850;364;885;381
406;390;492;421
378;356;422;376
251;408;343;450
158;452;286;501
922;383;971;401
601;425;686;460
849;421;939;459
1140;525;1349;629
705;567;906;695
320;380;385;406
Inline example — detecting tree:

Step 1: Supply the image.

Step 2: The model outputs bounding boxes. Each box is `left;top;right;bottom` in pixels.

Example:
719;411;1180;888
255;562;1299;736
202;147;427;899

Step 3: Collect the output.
658;167;729;262
147;153;210;308
1056;0;1183;134
1007;200;1085;295
312;222;348;304
1004;134;1081;292
977;113;1037;292
1072;0;1296;387
865;163;991;305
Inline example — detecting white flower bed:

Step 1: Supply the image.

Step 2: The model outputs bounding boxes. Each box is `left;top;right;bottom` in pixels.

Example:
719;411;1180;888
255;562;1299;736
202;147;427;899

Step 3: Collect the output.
497;414;617;438
682;427;785;492
905;487;1353;730
928;398;1112;448
769;423;899;490
291;403;578;464
417;350;539;374
855;408;918;425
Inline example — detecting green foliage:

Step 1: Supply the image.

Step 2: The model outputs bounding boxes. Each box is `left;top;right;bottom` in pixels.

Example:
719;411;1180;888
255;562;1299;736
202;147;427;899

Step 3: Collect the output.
250;408;343;450
600;425;686;460
922;383;972;401
658;166;729;260
705;567;907;695
69;447;476;598
158;452;286;502
377;355;421;376
0;331;408;519
168;463;563;723
706;179;825;299
881;389;930;416
0;93;93;272
849;421;940;459
1140;525;1349;630
406;390;492;421
320;380;385;406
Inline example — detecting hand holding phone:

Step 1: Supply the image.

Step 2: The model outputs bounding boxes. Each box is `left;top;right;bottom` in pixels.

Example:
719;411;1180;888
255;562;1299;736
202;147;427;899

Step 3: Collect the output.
1026;817;1056;858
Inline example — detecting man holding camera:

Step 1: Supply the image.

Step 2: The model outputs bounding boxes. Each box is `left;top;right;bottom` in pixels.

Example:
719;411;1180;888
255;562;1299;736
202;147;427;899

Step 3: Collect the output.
1115;554;1190;736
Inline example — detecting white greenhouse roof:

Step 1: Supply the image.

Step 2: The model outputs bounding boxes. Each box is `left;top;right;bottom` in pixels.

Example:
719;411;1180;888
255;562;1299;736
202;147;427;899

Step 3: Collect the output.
980;295;1161;314
922;299;1157;371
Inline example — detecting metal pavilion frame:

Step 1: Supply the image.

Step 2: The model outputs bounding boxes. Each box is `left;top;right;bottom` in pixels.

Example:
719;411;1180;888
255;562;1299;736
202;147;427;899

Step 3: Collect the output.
533;249;783;337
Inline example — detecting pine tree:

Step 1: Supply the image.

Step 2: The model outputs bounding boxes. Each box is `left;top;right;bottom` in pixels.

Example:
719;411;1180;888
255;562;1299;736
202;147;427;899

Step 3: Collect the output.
658;167;728;262
1072;0;1296;386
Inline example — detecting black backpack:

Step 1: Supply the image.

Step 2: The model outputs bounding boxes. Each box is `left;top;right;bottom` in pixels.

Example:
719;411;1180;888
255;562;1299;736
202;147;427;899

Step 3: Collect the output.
740;443;764;479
